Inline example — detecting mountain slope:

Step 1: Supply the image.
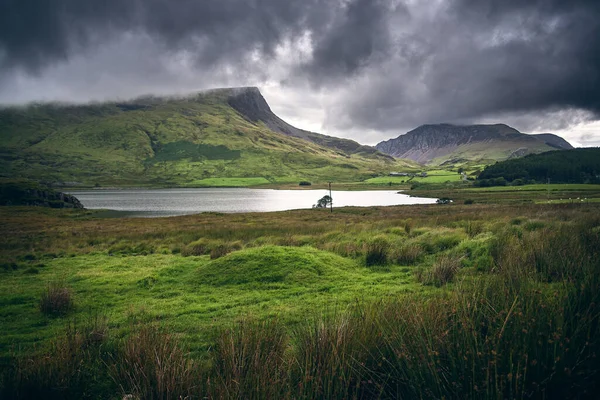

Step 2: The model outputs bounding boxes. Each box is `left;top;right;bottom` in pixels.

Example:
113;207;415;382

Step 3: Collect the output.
375;124;573;165
0;88;416;187
227;87;390;159
477;147;600;184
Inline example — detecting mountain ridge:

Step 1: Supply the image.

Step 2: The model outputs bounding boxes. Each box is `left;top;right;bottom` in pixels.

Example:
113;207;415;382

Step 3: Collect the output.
375;123;573;165
227;87;392;160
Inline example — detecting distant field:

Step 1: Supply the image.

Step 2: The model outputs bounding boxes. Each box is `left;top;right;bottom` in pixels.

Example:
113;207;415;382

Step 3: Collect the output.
187;177;272;187
364;169;462;185
537;198;600;204
467;184;600;192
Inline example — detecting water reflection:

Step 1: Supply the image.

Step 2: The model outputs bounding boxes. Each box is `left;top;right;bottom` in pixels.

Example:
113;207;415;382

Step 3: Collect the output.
68;188;437;217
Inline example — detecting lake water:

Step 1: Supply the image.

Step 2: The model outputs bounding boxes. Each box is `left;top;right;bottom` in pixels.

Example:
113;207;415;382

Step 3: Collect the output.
68;188;437;217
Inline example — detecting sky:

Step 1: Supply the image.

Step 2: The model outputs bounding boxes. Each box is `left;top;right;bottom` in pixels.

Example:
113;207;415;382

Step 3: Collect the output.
1;0;599;147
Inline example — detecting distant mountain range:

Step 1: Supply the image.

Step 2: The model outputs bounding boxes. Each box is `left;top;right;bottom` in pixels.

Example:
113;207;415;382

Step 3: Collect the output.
0;87;414;187
375;123;573;165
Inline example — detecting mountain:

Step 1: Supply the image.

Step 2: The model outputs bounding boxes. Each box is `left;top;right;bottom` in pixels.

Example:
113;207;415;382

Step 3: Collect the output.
227;87;386;158
0;87;415;187
375;123;573;165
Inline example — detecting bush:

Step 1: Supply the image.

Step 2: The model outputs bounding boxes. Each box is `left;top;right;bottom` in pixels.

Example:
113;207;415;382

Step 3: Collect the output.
299;181;312;186
40;284;73;316
464;199;474;205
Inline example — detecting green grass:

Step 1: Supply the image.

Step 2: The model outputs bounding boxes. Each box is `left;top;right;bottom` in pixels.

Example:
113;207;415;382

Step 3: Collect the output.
1;202;600;398
0;245;428;357
187;177;272;187
362;169;462;186
467;183;600;192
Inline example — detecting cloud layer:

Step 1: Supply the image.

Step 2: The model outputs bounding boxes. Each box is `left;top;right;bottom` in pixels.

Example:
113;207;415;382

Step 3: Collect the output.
1;0;599;145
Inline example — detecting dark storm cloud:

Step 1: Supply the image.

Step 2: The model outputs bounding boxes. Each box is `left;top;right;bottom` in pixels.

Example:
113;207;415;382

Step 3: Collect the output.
323;0;600;135
0;0;599;143
0;0;319;71
304;0;396;78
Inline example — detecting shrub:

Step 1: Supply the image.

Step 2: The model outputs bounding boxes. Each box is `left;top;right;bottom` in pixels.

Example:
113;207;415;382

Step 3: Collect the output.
40;283;73;316
464;199;474;205
299;181;312;186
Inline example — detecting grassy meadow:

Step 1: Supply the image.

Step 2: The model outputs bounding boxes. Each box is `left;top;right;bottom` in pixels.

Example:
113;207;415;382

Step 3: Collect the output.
1;196;600;399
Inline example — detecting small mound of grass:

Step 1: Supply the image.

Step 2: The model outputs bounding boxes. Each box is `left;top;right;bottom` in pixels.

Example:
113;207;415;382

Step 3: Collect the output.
197;246;355;286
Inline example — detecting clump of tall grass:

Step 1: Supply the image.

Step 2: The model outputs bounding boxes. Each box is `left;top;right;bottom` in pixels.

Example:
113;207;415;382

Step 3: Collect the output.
110;325;199;400
464;220;484;237
209;241;243;259
3;316;112;399
393;243;424;265
364;237;390;266
181;237;218;256
39;283;73;316
210;320;288;399
292;315;366;399
416;254;462;287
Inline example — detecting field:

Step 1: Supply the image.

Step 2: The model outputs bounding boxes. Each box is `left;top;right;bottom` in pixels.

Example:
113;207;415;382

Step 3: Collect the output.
1;195;600;398
363;169;463;185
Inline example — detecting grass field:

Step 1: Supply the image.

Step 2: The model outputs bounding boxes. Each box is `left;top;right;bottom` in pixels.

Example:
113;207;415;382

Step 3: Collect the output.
1;199;600;398
466;183;600;192
186;177;272;187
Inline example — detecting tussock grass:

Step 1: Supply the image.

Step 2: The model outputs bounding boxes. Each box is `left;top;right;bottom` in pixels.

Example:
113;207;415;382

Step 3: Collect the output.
39;283;73;316
393;243;425;265
110;325;199;400
417;254;463;287
365;236;390;267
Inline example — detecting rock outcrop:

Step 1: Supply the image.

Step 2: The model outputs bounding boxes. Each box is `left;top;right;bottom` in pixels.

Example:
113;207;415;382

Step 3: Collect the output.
0;181;84;208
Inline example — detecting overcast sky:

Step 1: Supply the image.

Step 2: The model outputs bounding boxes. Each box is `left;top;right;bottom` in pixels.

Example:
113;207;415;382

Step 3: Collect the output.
1;0;599;146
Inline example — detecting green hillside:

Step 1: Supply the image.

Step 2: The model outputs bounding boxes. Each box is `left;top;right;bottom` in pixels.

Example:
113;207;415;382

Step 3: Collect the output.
477;148;600;185
0;89;416;187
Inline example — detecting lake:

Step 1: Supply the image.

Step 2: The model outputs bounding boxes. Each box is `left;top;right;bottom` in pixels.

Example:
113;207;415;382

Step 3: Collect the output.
68;188;437;217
